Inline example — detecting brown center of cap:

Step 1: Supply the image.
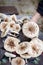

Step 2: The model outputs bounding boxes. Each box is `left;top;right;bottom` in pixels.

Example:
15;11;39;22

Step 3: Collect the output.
16;58;22;65
7;40;15;48
16;26;19;30
28;26;35;33
5;18;8;22
20;44;27;51
10;23;14;28
12;17;16;22
32;44;39;54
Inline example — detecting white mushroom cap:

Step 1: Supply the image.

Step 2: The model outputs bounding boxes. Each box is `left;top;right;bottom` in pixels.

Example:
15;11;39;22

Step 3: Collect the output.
9;21;21;34
30;38;43;57
10;14;17;22
4;16;12;22
0;13;11;23
13;24;21;33
16;42;30;54
20;42;34;59
0;13;7;19
0;22;8;32
9;21;15;31
31;38;43;51
1;27;9;37
0;22;10;37
11;57;25;65
4;36;20;52
22;22;39;38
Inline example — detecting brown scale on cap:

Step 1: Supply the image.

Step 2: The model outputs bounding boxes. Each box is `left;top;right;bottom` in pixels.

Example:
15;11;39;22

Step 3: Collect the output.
2;23;7;29
7;39;15;49
20;44;27;51
10;23;14;28
28;26;35;33
5;18;8;22
12;17;16;22
15;58;22;65
32;44;39;54
16;26;19;30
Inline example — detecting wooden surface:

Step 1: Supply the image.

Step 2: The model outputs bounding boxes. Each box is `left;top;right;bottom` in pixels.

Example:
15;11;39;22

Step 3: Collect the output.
0;6;19;15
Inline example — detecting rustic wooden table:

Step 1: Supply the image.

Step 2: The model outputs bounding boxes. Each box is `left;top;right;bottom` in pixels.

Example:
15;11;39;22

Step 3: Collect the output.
0;6;19;15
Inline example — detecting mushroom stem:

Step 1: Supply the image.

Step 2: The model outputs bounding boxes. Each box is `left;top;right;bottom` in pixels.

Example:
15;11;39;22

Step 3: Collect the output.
25;59;27;64
0;19;1;22
9;57;12;63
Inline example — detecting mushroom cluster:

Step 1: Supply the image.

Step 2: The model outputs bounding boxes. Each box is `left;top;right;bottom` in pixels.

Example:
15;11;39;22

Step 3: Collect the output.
4;37;43;65
0;13;21;37
0;13;43;65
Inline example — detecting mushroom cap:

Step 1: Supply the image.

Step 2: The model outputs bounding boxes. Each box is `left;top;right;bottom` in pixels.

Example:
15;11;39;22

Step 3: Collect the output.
4;36;20;52
22;22;39;38
11;57;25;65
0;13;7;20
9;21;21;34
0;22;8;32
16;42;30;54
30;38;43;57
10;14;17;22
1;28;9;37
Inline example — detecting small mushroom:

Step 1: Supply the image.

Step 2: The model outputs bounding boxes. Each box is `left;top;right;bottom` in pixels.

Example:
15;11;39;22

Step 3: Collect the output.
11;57;25;65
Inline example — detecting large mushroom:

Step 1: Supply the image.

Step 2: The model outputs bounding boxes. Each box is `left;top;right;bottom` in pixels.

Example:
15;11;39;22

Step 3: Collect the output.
30;38;43;57
4;36;20;52
22;22;39;38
